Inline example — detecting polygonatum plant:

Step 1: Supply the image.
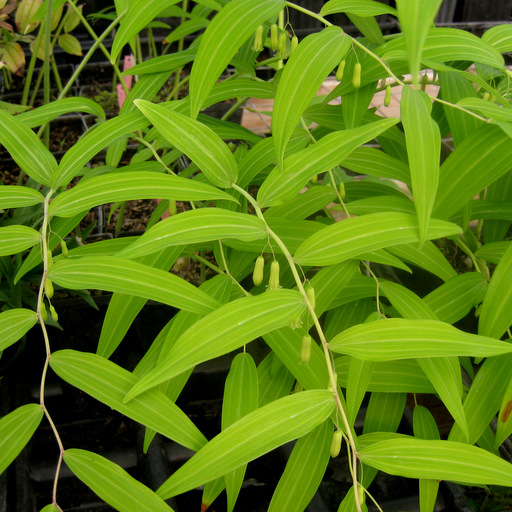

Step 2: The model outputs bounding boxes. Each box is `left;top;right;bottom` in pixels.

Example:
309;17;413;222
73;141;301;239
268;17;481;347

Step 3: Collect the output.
1;0;512;511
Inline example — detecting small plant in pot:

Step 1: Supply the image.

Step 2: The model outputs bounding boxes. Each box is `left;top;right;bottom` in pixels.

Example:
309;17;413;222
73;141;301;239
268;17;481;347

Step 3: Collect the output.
2;0;512;511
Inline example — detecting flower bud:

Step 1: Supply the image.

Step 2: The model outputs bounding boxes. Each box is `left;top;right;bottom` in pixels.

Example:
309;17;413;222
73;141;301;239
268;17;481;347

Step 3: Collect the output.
290;35;298;54
330;429;343;458
61;240;69;257
45;278;54;299
338;181;346;200
278;32;287;58
384;84;392;107
253;255;265;286
270;24;278;52
268;260;280;290
352;62;361;89
306;284;315;310
310;174;318;184
49;304;58;322
300;334;312;364
40;302;48;322
336;60;346;82
253;24;264;52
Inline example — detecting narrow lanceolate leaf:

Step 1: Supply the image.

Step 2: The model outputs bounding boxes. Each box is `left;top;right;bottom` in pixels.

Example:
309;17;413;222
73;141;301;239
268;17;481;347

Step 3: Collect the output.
125;290;307;401
272;26;350;167
258;118;399;207
378;280;468;439
0;109;56;186
49;172;235;218
157;390;335;499
16;97;106;127
395;0;443;85
433;123;512;220
123;49;196;76
479;240;512;339
118;209;267;259
0;186;44;209
110;0;181;62
0;225;41;256
64;449;175;512
268;420;332;512
51;350;207;452
320;0;397;17
0;308;38;351
0;403;43;475
495;375;512;448
329;318;512;361
457;98;512;124
222;353;258;512
401;86;440;247
135;100;237;188
47;256;220;315
359;437;512;486
424;273;487;325
293;213;460;266
53;112;149;188
188;0;285;118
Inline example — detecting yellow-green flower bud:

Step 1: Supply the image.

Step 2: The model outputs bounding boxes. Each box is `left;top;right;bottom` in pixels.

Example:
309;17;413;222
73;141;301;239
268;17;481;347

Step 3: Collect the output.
352;62;361;89
338;181;346;200
482;91;490;101
384;84;392;107
330;429;343;458
40;302;48;322
253;24;264;52
61;240;69;257
310;174;318;184
306;284;315;310
290;35;298;54
336;60;346;82
278;32;287;58
268;259;280;290
357;484;366;506
45;278;54;300
290;315;302;329
49;304;58;322
270;24;278;52
300;334;312;364
253;255;265;286
421;73;429;91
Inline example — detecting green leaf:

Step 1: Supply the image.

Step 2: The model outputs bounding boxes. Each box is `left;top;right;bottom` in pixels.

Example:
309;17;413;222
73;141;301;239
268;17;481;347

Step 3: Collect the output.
58;33;82;55
479;240;512;339
401;86;441;246
50;350;207;451
457;97;512;123
0;308;38;351
189;0;285;118
495;374;512;448
395;0;443;85
346;357;376;425
222;353;258;512
294;212;461;266
49;172;235;218
257;353;295;407
125;290;307;401
64;449;175;512
47;256;221;314
111;0;181;62
0;186;43;209
329;318;512;360
118;208;267;259
135;100;237;188
16;97;105;127
0;403;43;475
0;109;56;187
482;24;512;52
335;356;436;393
320;0;396;17
164;17;210;45
424;273;487;324
476;241;510;264
272;26;350;167
53;112;148;188
123;48;196;75
258;118;400;207
268;420;331;512
156;390;335;499
381;28;505;71
359;437;512;486
0;225;41;256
